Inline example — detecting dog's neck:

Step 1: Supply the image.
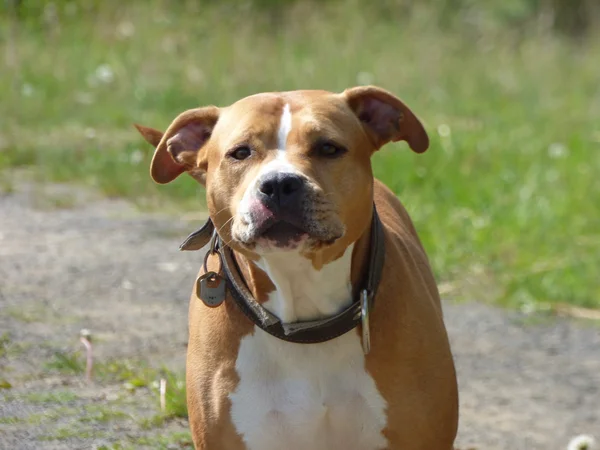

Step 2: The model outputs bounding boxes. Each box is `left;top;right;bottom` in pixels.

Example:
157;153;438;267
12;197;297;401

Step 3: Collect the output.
253;246;354;323
235;227;372;324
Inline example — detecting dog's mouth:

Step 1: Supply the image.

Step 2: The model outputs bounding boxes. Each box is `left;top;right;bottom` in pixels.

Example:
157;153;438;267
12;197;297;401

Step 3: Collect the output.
235;216;343;252
259;220;308;245
256;220;309;249
232;195;346;252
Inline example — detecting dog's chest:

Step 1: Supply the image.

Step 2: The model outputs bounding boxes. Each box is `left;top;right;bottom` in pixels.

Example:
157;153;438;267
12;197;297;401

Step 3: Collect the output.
229;329;388;450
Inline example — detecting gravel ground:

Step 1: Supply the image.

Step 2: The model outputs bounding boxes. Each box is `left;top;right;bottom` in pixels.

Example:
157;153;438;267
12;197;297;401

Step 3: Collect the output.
0;184;598;449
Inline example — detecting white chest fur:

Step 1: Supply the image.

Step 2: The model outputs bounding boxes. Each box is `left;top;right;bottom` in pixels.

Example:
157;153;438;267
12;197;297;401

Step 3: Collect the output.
229;246;388;450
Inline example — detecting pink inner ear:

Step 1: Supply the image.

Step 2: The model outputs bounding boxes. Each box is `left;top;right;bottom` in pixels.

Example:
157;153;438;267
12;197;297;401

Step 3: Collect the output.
168;122;212;162
152;120;213;184
150;105;220;184
358;97;402;143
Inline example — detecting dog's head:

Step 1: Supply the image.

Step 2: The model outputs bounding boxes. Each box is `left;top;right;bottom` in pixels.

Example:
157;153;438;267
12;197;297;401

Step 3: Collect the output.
136;87;428;258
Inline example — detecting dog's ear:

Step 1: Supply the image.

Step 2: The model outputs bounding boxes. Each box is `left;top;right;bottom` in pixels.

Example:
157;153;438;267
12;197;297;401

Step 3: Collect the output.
343;86;429;153
134;124;164;148
134;106;220;184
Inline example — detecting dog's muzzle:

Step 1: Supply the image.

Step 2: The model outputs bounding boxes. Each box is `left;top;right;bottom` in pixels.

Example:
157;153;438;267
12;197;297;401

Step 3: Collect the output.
238;172;344;249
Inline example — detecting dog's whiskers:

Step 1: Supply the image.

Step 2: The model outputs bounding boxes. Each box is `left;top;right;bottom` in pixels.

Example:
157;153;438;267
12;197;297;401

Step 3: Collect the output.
217;215;236;235
212;205;230;217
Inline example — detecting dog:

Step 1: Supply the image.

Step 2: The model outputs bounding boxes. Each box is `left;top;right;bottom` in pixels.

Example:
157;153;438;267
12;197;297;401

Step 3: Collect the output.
135;86;458;449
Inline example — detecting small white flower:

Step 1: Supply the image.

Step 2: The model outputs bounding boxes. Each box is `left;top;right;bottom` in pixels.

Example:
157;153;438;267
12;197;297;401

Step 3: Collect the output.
356;71;374;86
567;434;596;450
122;279;134;290
95;64;114;84
105;392;119;402
537;302;552;312
129;150;143;165
437;124;451;138
472;216;489;230
548;142;568;159
21;83;34;97
116;21;135;39
470;263;484;275
80;329;91;338
186;66;204;84
84;128;97;140
520;300;536;315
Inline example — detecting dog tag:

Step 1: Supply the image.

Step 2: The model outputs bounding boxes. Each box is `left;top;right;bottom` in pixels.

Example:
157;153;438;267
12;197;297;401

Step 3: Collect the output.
196;273;226;307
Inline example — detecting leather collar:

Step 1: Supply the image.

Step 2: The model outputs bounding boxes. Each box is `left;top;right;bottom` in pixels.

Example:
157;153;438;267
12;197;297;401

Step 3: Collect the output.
179;207;385;350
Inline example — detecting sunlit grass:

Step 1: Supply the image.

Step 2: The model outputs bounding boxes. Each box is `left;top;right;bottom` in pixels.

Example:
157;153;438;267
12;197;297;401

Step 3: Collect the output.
44;350;85;375
1;1;598;309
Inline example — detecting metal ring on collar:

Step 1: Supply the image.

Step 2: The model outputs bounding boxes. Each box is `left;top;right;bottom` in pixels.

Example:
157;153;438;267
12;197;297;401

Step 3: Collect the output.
208;228;219;255
203;238;223;276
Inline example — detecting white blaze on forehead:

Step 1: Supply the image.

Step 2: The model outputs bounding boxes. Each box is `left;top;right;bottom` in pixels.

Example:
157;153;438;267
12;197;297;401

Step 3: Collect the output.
236;102;300;233
277;103;292;153
255;102;297;175
256;103;298;176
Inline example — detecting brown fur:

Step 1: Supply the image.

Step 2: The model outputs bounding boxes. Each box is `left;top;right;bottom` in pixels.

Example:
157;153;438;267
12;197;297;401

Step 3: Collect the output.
136;86;458;449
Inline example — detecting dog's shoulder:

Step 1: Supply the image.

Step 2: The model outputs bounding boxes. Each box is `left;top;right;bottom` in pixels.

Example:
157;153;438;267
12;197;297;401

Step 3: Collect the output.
373;178;441;308
373;179;423;248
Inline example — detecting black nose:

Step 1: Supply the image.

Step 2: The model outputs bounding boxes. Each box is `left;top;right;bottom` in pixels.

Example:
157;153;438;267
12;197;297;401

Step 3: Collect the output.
257;172;305;209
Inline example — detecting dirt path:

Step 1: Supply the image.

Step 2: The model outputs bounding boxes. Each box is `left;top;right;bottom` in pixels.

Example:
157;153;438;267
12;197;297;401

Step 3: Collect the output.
1;185;598;449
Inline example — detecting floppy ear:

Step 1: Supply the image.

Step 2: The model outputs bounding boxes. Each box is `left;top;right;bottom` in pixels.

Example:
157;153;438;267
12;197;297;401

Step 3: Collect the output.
343;86;429;153
134;124;164;148
134;106;220;184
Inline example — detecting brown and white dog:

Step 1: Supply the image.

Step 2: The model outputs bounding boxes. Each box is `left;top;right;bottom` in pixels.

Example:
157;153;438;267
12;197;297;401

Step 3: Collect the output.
136;86;458;449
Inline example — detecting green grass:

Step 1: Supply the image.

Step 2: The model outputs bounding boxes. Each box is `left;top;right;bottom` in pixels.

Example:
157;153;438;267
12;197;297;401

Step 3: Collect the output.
23;390;79;404
0;416;21;425
1;1;598;309
160;370;188;419
44;350;85;375
41;352;188;418
99;360;188;418
38;349;188;418
98;430;194;450
40;426;105;441
79;404;130;423
0;332;10;358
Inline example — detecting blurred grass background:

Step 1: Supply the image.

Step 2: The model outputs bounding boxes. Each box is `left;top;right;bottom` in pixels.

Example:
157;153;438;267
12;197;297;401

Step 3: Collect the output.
1;0;599;310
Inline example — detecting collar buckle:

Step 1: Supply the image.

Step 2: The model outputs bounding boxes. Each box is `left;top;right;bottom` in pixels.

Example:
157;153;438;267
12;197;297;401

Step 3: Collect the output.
208;228;219;254
361;289;372;355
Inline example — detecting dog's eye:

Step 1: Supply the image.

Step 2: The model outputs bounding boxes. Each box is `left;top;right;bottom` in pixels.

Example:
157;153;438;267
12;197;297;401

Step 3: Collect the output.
317;142;347;158
229;146;252;161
